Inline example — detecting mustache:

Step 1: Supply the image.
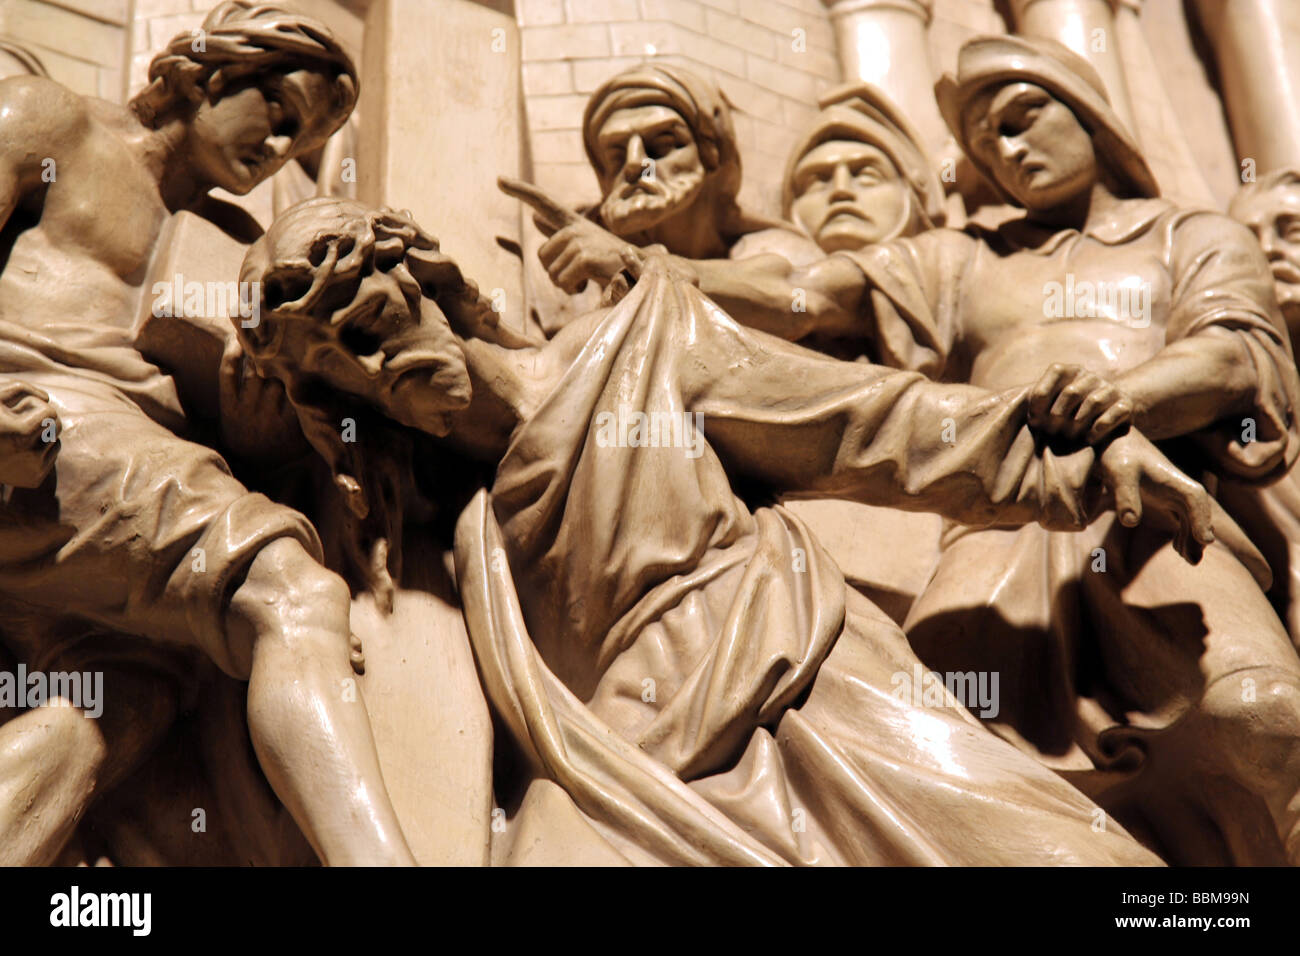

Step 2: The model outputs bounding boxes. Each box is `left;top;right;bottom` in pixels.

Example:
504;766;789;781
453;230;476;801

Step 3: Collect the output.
611;177;669;201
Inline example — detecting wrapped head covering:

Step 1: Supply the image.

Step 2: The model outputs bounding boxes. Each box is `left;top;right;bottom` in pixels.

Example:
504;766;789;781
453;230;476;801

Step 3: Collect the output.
782;82;946;232
130;0;358;129
582;63;781;241
584;63;740;197
935;34;1158;202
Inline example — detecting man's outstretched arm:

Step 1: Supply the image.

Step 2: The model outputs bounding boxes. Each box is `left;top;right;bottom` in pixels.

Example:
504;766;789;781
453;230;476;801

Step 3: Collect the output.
659;273;1213;558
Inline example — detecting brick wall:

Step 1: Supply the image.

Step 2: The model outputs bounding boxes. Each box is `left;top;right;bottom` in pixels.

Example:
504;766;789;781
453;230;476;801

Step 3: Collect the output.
518;0;842;221
127;0;362;104
0;0;128;100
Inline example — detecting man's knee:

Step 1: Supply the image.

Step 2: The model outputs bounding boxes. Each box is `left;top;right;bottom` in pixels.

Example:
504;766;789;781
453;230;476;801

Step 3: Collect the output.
1201;667;1300;783
227;538;352;672
0;705;106;789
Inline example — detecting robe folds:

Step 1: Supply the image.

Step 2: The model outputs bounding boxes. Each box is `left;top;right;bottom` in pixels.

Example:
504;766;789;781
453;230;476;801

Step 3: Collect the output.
454;259;1161;865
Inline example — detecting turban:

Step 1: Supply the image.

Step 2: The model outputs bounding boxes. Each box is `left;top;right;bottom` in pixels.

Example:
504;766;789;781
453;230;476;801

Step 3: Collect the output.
782;82;946;231
131;1;358;127
583;63;742;206
935;34;1158;201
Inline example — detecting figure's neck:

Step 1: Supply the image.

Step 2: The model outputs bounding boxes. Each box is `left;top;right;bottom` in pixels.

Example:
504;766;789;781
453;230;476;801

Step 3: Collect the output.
1029;178;1128;235
133;114;210;212
645;195;730;259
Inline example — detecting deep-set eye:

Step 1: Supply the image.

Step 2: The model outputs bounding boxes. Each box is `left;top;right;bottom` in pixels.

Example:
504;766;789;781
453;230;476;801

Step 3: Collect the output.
339;324;383;358
264;269;313;309
796;169;828;193
317;274;362;316
374;240;405;273
266;99;298;140
648;133;678;158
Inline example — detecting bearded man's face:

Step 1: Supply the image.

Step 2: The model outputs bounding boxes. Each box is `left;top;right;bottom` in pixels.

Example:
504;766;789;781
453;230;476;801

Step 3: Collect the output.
254;206;470;435
594;104;707;236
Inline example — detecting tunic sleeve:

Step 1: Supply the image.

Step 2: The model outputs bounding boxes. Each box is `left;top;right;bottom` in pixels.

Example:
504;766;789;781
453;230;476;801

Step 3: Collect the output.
832;228;975;379
1165;210;1300;478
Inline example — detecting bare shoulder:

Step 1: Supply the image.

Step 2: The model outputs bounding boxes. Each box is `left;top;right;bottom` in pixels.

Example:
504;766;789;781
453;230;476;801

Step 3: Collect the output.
0;75;92;147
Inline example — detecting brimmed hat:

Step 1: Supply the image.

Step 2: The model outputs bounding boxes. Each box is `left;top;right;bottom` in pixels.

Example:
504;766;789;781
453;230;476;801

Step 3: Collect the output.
782;82;946;229
934;34;1158;201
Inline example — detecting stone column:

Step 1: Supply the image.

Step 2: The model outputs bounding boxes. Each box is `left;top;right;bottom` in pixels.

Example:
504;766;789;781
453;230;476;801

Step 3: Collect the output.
823;0;949;159
1193;0;1300;175
1007;0;1138;137
359;0;527;336
1110;0;1216;207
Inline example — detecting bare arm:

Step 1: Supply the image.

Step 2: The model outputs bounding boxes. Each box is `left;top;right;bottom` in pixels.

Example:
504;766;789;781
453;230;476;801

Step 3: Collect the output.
1112;330;1259;440
689;254;867;341
499;175;867;341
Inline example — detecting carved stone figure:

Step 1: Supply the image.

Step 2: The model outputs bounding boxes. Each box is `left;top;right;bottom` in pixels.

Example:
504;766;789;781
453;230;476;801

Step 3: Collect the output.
604;34;1300;864
1212;170;1300;678
784;82;947;253
1231;169;1300;353
0;1;414;866
5;0;1300;871
906;37;1300;865
509;62;818;317
236;195;1225;865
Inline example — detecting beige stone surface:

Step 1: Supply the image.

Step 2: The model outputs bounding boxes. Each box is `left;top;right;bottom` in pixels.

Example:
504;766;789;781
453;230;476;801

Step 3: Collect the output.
360;0;528;338
515;0;842;221
352;586;493;867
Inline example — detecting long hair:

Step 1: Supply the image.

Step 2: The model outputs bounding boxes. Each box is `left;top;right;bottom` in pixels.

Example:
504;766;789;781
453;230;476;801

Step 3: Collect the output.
129;1;357;130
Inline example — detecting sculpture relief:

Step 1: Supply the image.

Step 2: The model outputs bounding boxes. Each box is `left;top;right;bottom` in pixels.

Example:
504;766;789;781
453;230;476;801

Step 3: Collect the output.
1;0;1299;873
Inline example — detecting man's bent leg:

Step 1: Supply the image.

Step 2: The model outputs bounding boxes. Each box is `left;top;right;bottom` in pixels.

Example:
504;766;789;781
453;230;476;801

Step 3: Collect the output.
0;377;414;865
228;538;415;866
1102;530;1300;864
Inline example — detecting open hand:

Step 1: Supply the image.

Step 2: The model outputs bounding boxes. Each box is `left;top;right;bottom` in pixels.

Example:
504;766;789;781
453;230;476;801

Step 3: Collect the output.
1097;428;1213;564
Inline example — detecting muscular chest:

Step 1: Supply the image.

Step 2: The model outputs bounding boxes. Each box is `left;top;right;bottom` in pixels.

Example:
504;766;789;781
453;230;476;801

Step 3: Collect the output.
36;139;167;281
